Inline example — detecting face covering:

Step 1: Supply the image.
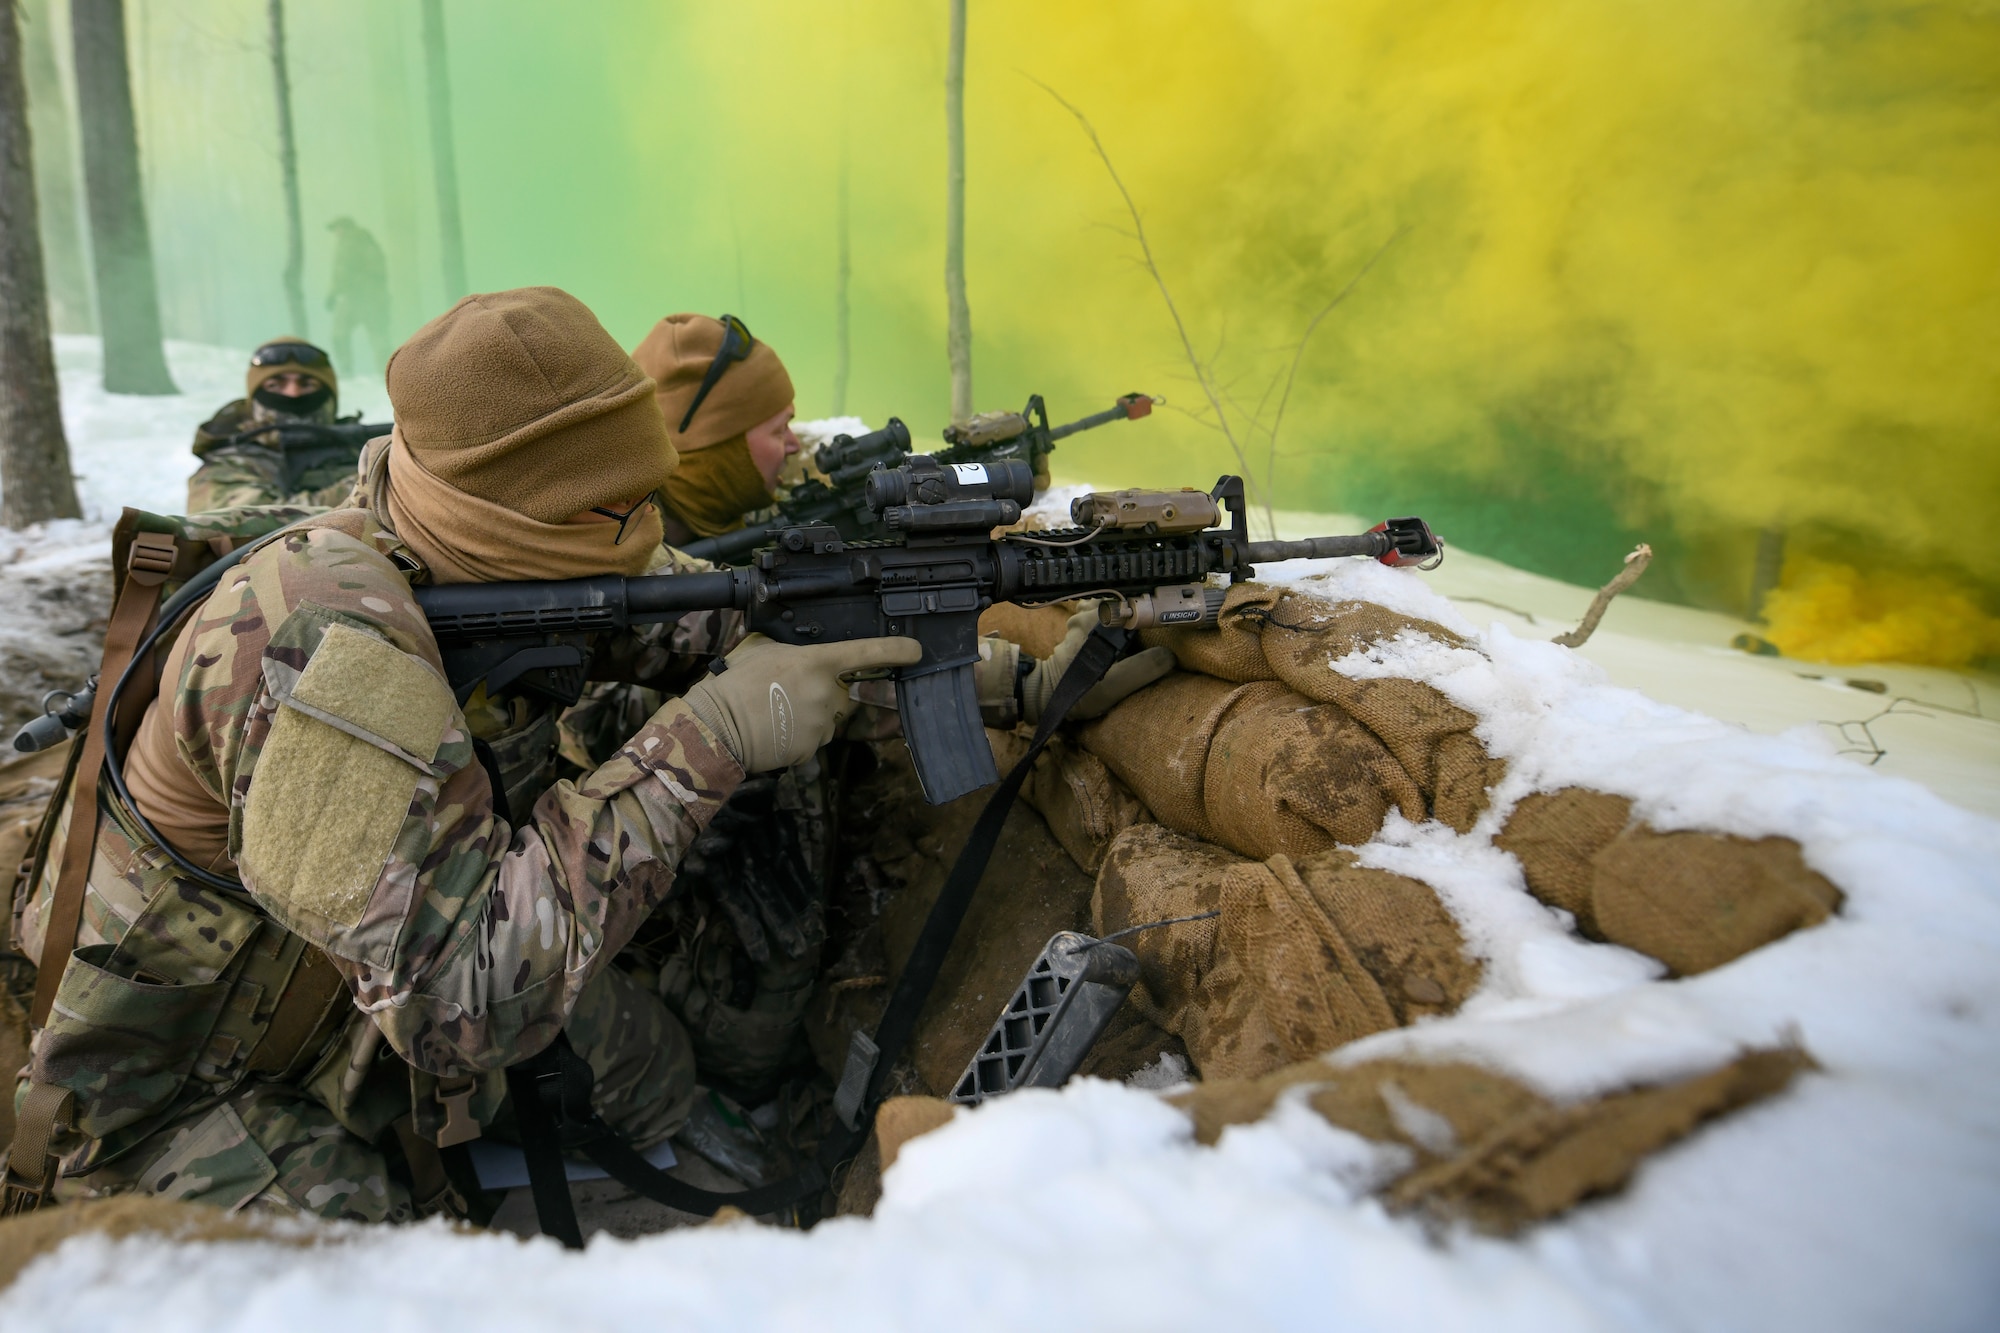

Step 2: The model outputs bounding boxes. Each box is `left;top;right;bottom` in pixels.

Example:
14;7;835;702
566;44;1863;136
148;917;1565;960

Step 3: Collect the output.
252;385;334;418
659;435;774;538
374;429;663;584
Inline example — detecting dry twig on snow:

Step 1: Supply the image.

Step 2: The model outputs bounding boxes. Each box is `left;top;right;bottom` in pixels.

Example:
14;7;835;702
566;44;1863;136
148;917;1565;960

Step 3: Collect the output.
1552;544;1653;648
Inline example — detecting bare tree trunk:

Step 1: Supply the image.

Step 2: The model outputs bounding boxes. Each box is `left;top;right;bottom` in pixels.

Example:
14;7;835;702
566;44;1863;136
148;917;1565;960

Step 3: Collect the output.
0;0;80;525
943;0;970;424
832;144;850;415
266;0;306;335
419;0;465;301
22;0;91;334
69;0;171;394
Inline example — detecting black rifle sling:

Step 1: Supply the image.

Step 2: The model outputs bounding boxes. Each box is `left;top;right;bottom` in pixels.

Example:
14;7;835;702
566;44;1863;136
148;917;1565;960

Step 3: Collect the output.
503;1050;586;1250
512;624;1131;1243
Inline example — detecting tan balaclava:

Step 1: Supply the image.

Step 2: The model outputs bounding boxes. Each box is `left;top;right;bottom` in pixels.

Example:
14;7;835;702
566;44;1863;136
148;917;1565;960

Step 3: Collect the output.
632;314;794;537
379;287;678;583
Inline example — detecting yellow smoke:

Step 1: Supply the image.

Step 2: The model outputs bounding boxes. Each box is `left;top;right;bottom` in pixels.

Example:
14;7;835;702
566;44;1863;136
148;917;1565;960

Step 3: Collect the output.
1764;560;2000;668
86;0;2000;660
661;0;1999;619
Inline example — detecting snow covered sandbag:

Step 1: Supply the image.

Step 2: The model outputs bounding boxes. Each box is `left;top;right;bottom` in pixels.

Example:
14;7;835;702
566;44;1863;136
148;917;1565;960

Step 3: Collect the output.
1498;788;1845;975
0;1195;315;1294
1171;1045;1814;1234
1113;582;1505;839
1093;825;1478;1081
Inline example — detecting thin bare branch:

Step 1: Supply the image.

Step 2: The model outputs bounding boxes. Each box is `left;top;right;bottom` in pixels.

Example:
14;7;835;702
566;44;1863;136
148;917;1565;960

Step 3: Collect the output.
1263;226;1408;493
1024;74;1271;526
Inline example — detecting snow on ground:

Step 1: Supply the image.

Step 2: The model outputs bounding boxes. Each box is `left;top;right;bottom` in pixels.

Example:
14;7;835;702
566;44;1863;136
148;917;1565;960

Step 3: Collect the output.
3;348;1999;1330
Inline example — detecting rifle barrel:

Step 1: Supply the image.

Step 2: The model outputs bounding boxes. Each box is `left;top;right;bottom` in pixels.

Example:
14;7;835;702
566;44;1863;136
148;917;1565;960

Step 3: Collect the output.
1046;401;1134;443
1244;533;1391;563
680;524;776;564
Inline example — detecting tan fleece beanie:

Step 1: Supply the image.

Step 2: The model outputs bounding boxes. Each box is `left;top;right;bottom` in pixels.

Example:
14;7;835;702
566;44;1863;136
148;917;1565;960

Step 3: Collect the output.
246;336;338;401
633;314;795;453
388;287;678;523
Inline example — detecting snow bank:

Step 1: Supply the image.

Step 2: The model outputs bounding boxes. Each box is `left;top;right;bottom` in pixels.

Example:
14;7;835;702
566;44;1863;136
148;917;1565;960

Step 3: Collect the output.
3;345;1998;1331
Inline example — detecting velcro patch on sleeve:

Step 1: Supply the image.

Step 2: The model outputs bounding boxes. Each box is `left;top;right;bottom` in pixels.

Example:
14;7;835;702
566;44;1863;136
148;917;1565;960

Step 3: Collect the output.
289;623;452;765
242;623;456;943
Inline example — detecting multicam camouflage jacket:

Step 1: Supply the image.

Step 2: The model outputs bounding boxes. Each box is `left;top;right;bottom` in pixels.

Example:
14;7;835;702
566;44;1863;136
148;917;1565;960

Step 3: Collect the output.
186;399;359;513
16;507;746;1169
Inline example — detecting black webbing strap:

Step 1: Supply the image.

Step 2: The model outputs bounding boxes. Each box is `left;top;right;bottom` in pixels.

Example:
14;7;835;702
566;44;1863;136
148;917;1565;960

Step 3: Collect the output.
511;624;1131;1245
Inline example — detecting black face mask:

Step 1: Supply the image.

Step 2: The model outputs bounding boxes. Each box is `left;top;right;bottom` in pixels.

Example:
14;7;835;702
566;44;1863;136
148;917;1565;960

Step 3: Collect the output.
253;384;333;417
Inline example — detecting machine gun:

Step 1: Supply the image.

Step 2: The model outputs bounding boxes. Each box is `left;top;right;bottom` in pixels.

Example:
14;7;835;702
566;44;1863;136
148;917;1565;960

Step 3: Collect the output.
416;455;1442;805
678;393;1155;565
208;418;391;494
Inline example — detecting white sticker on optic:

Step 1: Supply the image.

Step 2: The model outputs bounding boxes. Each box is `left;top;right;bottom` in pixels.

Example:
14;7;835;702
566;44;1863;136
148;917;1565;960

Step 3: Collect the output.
950;463;989;485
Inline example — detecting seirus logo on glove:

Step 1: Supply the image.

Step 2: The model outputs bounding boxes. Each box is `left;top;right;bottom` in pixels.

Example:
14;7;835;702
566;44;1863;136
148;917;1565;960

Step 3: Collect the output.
767;682;793;760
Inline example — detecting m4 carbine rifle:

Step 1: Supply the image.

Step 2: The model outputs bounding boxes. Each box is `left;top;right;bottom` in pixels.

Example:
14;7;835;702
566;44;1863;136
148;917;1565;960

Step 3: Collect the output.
679;393;1155;565
417;455;1441;805
208;418;391;495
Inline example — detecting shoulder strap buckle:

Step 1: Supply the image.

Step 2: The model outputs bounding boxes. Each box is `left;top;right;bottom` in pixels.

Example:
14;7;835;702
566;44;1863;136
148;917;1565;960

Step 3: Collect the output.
126;530;179;584
1;1083;75;1216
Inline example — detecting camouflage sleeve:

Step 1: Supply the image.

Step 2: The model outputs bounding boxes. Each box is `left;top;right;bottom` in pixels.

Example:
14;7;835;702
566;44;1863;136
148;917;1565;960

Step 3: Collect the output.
187;445;289;513
176;525;744;1077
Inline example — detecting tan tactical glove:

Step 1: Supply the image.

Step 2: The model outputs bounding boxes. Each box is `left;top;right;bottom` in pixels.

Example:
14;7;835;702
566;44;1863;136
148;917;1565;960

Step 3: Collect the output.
683;633;923;773
979;608;1177;727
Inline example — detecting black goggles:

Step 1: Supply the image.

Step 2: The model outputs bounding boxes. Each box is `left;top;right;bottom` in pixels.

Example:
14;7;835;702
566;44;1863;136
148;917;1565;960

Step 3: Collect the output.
676;314;754;433
250;341;332;370
590;494;657;545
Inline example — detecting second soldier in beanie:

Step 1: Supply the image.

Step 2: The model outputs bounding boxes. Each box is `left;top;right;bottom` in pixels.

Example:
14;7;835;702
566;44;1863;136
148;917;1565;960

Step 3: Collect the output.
186;337;356;512
633;313;801;544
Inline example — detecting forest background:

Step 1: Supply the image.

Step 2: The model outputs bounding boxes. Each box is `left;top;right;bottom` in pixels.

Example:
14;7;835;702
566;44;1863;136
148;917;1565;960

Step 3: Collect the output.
16;0;1999;665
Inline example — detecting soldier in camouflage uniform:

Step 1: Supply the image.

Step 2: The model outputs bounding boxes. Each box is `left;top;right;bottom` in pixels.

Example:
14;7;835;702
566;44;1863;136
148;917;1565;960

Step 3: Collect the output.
551;316;816;1106
186;340;361;513
10;288;919;1221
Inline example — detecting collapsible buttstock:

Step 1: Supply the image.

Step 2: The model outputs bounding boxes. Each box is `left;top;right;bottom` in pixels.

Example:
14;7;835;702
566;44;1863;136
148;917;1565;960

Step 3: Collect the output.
895;662;999;805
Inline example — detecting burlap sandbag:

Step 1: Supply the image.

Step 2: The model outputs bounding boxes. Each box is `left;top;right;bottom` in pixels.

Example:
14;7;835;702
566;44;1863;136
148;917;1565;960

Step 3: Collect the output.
1593;828;1844;976
0;1195;311;1293
1499;788;1845;975
1493;787;1634;935
1141;581;1282;683
1079;675;1413;859
1171;1045;1812;1233
1078;673;1238;842
1381;1046;1813;1232
978;601;1077;659
1140;583;1504;833
989;729;1151;875
1094;825;1479;1080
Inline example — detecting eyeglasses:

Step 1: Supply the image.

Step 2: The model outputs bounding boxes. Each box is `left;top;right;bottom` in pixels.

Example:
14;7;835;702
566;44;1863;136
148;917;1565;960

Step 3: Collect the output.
251;341;331;369
590;495;656;545
676;314;754;433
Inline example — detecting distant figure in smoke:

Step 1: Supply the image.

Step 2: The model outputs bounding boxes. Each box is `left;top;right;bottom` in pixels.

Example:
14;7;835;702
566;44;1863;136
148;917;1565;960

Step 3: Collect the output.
326;216;392;374
185;339;359;512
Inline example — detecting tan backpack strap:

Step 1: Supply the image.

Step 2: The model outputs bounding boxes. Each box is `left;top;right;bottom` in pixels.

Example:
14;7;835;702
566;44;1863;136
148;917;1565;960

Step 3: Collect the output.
0;1083;74;1215
28;530;179;1029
